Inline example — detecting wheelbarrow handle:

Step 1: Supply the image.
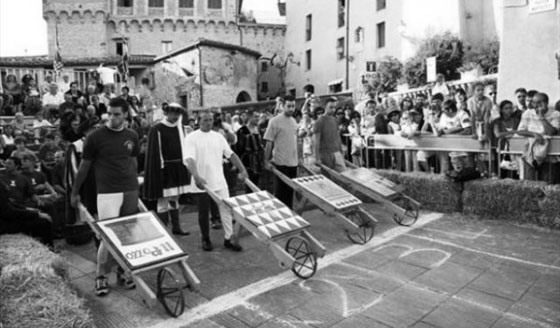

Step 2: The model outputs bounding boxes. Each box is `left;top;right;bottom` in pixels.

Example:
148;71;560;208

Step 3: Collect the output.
244;178;261;193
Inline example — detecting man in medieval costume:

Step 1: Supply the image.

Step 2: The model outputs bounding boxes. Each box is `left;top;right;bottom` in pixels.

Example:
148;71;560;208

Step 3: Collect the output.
143;103;191;235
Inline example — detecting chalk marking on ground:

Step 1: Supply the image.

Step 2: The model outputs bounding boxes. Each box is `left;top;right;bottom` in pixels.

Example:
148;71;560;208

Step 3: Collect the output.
145;212;444;328
423;227;492;239
408;234;560;271
338;262;555;328
399;248;451;268
298;278;383;318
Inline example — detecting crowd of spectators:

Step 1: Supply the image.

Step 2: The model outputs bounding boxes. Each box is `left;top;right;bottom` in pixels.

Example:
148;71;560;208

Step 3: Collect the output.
1;71;559;248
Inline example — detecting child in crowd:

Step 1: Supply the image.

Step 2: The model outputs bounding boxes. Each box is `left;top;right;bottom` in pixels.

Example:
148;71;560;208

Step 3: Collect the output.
387;110;402;135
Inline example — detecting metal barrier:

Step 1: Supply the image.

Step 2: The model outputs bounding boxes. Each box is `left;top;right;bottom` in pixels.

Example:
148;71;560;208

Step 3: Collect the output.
364;134;493;173
497;136;560;180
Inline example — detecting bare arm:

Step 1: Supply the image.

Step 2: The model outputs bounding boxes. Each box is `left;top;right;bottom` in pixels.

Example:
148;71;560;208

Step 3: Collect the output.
70;159;92;207
314;132;321;164
185;157;206;188
228;153;248;180
264;140;273;169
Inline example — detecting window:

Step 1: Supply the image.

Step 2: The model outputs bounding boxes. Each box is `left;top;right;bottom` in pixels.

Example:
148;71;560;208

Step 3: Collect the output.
377;22;385;48
179;0;193;8
305;14;312;41
261;61;269;72
354;27;362;43
260;82;269;93
338;0;345;27
336;37;345;60
329;82;342;94
305;49;312;70
149;0;163;7
377;0;386;11
115;40;127;55
118;0;133;7
208;0;222;9
161;41;172;54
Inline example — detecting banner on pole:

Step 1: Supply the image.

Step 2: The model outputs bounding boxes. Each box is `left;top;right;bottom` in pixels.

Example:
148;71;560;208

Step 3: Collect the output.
426;56;437;82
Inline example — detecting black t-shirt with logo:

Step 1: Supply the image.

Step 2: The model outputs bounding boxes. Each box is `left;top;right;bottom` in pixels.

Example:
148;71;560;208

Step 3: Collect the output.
82;126;139;194
21;170;48;194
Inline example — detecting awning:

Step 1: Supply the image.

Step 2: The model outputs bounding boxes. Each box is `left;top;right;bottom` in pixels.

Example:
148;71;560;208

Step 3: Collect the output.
328;78;344;86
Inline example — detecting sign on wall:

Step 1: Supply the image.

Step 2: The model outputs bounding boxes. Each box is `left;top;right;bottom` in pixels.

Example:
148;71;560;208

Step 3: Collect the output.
426;56;437;82
97;212;185;270
366;61;377;72
529;0;556;13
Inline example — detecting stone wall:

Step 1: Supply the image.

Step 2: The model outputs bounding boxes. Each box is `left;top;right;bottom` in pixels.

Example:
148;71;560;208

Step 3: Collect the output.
200;45;258;107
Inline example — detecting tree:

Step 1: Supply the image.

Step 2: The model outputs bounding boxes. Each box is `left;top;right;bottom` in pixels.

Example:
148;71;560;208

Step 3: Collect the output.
370;56;403;93
403;32;464;88
462;39;500;74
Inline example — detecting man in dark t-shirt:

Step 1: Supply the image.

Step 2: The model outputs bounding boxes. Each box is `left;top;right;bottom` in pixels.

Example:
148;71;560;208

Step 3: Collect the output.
71;98;139;297
314;97;347;172
0;157;36;207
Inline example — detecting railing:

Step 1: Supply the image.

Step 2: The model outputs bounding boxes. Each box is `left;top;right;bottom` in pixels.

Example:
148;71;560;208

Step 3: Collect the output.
362;134;560;182
0;67;125;92
388;74;498;101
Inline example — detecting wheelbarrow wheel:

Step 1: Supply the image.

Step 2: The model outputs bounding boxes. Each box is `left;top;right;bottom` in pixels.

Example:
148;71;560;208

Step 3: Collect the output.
156;267;185;317
391;196;419;226
285;236;317;279
345;210;375;244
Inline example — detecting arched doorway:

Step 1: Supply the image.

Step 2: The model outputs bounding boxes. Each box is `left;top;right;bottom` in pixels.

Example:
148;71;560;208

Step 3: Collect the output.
236;91;251;103
303;84;315;94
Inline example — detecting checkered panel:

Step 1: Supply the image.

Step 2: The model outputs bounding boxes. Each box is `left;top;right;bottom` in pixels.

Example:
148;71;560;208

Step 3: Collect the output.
293;174;362;210
226;191;310;238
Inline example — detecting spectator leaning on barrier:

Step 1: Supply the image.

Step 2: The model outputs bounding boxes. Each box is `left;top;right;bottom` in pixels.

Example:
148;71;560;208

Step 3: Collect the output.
516;92;560;183
437;100;472;172
467;82;493;174
526;90;538;110
493;100;521;179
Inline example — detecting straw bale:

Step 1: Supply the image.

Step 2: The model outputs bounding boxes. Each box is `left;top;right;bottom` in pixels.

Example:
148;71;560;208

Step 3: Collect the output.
373;170;463;213
0;267;93;328
0;234;67;278
463;179;548;224
539;184;560;228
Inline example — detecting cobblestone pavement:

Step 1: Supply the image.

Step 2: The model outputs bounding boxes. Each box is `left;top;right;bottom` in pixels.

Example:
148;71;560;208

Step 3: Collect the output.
62;204;560;328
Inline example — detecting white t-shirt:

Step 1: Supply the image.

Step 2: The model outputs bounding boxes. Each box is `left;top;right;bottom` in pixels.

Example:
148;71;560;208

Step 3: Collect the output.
97;67;117;85
438;110;471;130
184;129;233;192
42;92;65;107
33;119;52;129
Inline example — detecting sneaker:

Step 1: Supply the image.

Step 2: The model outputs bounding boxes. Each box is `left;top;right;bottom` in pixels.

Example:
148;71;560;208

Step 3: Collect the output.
224;239;242;252
202;239;213;251
95;275;109;296
116;268;136;290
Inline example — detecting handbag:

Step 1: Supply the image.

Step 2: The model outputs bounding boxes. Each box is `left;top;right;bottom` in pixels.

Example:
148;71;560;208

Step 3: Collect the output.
499;140;518;171
523;137;550;168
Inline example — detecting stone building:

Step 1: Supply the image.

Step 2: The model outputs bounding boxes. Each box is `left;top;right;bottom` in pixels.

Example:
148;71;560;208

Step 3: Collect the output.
40;0;285;103
284;0;498;97
151;39;260;109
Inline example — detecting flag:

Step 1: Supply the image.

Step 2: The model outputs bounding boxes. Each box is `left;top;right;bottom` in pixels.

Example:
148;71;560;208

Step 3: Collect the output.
118;36;129;83
53;23;64;73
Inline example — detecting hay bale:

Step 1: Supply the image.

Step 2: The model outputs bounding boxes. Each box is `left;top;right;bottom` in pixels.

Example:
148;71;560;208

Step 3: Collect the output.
539;184;560;228
0;267;94;328
463;179;548;224
373;169;463;213
0;234;94;328
0;234;67;278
